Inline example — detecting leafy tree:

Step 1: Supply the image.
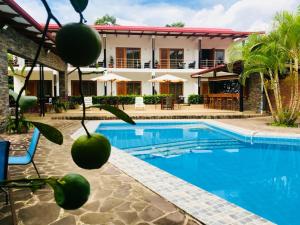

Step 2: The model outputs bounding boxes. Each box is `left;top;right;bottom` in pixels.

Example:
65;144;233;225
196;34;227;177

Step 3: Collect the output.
165;22;185;27
94;14;117;25
229;7;300;127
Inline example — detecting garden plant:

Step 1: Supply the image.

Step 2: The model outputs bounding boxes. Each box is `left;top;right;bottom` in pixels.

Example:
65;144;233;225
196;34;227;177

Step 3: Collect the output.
229;6;300;127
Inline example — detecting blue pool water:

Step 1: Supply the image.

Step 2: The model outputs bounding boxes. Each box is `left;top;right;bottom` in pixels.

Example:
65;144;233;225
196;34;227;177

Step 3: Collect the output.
96;121;300;225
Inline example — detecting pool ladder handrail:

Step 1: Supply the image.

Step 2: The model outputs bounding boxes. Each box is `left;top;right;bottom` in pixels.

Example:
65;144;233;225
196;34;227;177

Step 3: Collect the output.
250;130;259;145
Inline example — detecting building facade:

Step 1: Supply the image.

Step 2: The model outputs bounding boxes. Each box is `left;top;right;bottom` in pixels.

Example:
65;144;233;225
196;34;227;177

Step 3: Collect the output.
12;25;252;101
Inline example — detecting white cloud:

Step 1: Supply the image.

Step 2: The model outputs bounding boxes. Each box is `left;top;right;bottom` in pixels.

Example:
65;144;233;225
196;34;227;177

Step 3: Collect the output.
15;0;299;31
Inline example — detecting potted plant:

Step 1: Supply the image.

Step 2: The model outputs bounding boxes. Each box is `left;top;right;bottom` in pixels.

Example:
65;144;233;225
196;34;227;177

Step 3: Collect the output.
52;98;67;113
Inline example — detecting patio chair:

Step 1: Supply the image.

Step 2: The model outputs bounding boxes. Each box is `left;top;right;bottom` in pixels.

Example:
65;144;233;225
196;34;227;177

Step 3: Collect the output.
80;96;93;109
161;97;174;110
0;140;10;204
188;61;196;69
144;61;151;68
135;97;146;110
8;128;41;178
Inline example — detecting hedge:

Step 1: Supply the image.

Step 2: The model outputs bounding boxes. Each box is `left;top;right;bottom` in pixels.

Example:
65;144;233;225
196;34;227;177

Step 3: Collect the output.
92;94;172;105
188;94;203;104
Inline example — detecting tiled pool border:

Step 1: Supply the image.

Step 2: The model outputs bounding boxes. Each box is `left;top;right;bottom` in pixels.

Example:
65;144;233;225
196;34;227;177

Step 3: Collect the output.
72;120;276;225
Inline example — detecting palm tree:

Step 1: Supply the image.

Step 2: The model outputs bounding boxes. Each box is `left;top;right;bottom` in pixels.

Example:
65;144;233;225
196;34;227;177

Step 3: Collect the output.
229;7;300;126
273;9;300;121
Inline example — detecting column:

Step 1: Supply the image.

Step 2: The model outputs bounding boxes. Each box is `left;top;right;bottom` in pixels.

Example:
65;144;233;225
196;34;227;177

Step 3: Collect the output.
152;35;155;68
103;34;107;68
59;69;68;98
198;37;202;69
0;49;9;131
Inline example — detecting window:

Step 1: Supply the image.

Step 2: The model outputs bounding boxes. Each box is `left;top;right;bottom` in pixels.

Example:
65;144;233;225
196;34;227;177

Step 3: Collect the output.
160;82;183;97
160;48;184;69
200;49;225;67
116;48;141;68
127;81;141;95
117;81;141;95
26;80;52;97
215;50;225;64
71;81;97;96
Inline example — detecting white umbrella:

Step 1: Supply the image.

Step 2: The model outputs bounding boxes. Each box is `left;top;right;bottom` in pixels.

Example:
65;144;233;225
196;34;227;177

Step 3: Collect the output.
91;73;131;96
149;74;186;97
149;74;187;83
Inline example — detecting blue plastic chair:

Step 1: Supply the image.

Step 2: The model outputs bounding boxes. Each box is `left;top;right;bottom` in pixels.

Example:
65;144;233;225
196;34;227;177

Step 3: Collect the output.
8;128;41;178
0;140;10;203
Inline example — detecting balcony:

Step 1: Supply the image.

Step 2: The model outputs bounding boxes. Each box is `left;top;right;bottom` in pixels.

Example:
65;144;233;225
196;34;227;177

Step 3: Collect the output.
199;59;224;68
156;59;196;69
115;58;142;69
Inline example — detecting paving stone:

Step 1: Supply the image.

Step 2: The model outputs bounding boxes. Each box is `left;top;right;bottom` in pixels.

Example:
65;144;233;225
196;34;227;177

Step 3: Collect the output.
18;203;60;225
80;212;114;224
154;212;185;225
140;205;164;222
118;211;139;224
50;216;76;225
132;202;148;212
100;197;124;212
82;201;100;211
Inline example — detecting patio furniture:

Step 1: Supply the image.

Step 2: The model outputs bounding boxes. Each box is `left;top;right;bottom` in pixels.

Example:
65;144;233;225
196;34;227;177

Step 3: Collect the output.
0;140;10;204
8;128;41;178
144;61;151;68
80;97;93;109
135;97;146;110
188;61;196;69
177;62;186;69
161;97;174;110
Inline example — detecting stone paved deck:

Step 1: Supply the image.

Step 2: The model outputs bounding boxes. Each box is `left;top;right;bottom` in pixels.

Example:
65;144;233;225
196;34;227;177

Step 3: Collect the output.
0;120;203;225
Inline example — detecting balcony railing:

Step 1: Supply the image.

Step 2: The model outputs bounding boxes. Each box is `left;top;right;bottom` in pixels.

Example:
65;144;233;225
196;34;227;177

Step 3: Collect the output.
199;59;224;68
156;59;197;69
116;58;142;69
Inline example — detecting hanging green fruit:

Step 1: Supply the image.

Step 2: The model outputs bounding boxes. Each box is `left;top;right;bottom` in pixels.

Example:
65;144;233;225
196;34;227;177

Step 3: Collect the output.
51;173;90;210
56;23;101;67
71;133;111;169
70;0;89;13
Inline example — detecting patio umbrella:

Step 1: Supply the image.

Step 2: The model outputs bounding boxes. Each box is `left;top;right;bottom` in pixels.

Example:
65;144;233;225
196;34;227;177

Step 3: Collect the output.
148;74;187;83
91;72;131;96
149;74;187;97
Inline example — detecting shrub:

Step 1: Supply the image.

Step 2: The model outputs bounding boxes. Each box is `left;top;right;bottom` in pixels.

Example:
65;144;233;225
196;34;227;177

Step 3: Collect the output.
188;94;203;104
85;94;173;105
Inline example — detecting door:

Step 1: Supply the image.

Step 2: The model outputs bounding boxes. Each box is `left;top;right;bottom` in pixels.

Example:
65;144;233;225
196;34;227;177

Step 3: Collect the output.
117;81;127;95
160;49;169;69
116;48;126;68
160;83;169;94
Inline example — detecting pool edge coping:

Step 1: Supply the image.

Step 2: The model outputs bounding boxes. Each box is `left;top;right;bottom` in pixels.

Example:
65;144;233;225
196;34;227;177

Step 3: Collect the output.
72;119;275;225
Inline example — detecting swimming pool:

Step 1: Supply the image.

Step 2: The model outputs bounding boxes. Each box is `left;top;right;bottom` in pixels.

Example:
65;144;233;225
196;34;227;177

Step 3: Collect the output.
96;121;300;225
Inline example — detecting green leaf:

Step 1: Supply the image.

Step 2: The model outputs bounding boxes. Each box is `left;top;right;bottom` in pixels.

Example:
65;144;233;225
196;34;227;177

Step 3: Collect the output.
92;104;135;125
29;121;63;145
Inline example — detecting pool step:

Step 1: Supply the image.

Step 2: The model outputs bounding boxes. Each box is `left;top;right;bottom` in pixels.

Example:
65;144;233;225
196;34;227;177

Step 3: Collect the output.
124;138;236;153
130;140;245;157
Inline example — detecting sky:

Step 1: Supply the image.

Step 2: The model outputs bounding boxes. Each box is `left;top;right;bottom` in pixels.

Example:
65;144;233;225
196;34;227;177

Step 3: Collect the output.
15;0;299;31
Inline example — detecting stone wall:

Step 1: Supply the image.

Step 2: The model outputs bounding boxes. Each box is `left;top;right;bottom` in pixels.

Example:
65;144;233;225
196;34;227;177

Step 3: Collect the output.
0;49;9;132
243;73;263;112
0;27;66;71
0;26;67;131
